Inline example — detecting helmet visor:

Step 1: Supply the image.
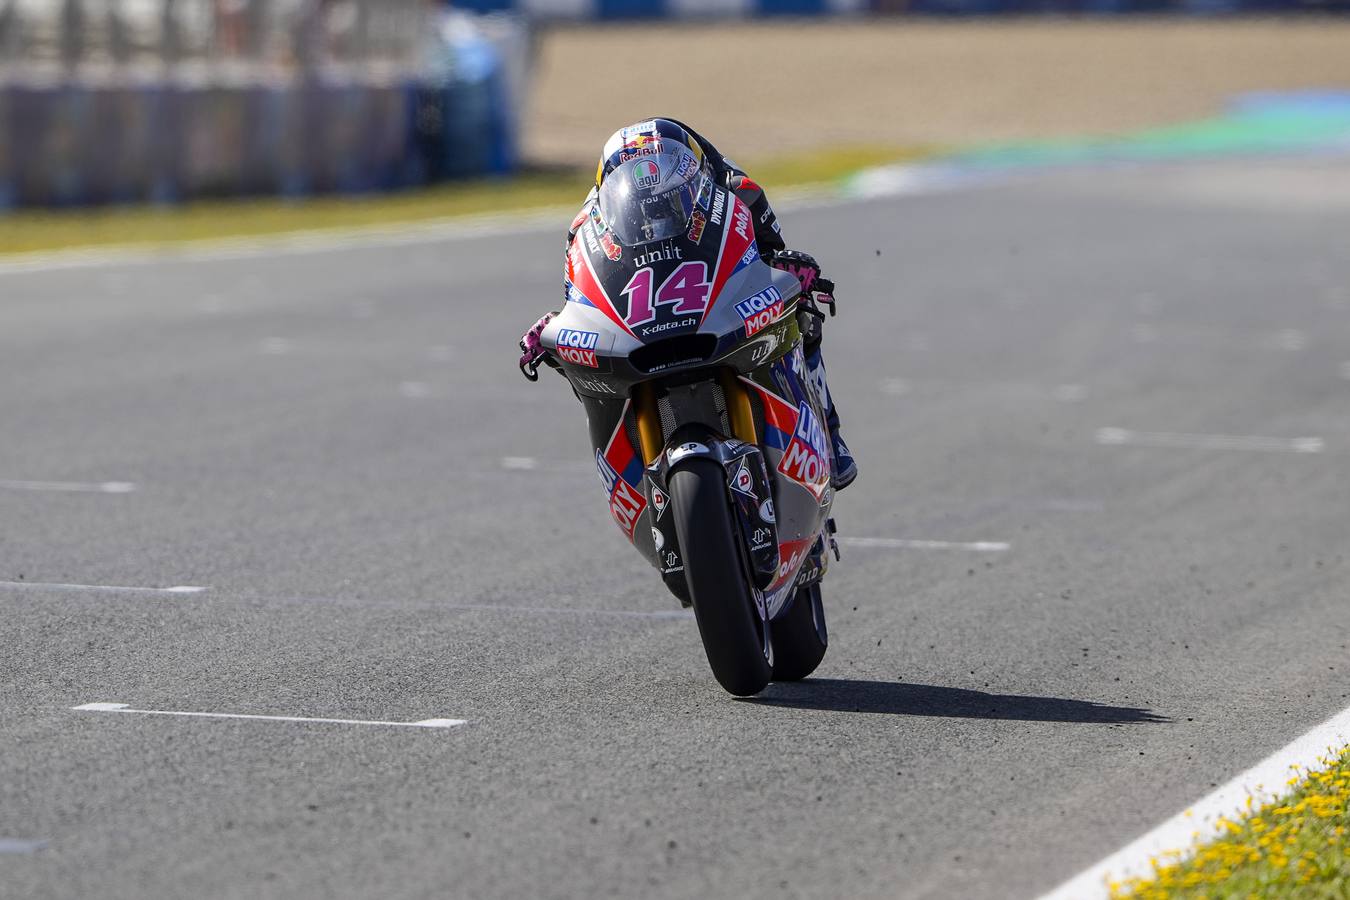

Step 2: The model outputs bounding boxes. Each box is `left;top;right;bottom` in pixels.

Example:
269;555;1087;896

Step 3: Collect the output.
597;149;702;247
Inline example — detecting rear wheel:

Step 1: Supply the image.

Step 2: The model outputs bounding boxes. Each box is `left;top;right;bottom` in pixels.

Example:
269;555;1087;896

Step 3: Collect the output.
669;459;772;696
770;582;828;681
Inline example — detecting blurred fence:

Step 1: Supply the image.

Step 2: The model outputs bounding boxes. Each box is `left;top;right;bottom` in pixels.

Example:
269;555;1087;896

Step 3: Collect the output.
455;0;1345;13
0;1;522;210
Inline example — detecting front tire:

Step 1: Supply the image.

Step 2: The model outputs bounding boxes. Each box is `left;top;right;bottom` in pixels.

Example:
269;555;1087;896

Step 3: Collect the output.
770;582;828;681
669;459;772;696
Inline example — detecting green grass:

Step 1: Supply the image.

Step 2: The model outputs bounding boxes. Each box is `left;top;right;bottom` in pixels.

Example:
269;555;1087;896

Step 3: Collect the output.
1111;746;1350;899
0;145;927;257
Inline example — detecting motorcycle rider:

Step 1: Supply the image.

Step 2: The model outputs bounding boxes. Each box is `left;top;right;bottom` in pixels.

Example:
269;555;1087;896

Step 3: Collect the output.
518;118;856;490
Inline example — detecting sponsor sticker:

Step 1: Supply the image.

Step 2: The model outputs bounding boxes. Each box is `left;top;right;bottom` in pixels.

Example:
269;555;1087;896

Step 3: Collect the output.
687;209;706;244
696;174;712;211
622;120;657;137
777;402;831;499
632;242;681;266
596;450;646;539
667;442;708;465
731;460;756;498
556;330;599;367
652;527;664;550
733;202;752;242
758;498;776;523
609;479;645;536
709;189;726;227
572;375;617;395
651;486;668;519
556;328;599;350
675;153;699;179
734;285;784;338
636;316;697;338
581;221;601;257
634;159;661;189
600;230;622;261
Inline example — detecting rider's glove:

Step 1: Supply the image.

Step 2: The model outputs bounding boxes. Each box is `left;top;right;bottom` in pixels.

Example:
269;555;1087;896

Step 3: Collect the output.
518;312;556;381
771;250;835;315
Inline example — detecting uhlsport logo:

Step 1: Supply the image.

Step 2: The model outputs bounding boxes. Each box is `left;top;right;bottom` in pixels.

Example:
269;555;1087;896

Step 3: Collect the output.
734;286;784;338
777;401;831;499
556;328;599;368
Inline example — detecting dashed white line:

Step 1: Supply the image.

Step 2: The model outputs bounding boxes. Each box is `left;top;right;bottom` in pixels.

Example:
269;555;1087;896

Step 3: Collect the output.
0;480;136;494
71;702;465;729
838;537;1010;552
1039;703;1350;900
1096;427;1325;454
0;582;206;595
501;456;539;470
0;839;47;855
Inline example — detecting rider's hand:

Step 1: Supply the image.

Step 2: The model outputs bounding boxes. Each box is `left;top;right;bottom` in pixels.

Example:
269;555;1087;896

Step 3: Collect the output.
518;312;556;380
772;250;834;313
771;250;823;294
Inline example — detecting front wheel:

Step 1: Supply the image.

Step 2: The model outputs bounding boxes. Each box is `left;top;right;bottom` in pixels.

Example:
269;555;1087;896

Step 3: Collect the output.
669;459;772;696
770;582;828;681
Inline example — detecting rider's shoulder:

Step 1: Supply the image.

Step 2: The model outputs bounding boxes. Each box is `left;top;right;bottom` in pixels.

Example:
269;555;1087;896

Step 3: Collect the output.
566;187;600;242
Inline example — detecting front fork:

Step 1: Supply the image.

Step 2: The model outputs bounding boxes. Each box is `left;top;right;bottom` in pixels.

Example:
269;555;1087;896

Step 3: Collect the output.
636;373;779;598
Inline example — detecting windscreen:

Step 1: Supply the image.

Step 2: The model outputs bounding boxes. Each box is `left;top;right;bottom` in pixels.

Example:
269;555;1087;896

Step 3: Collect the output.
597;147;703;247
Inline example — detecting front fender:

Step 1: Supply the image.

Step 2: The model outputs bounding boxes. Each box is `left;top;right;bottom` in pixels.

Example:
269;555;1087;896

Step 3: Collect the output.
646;424;779;590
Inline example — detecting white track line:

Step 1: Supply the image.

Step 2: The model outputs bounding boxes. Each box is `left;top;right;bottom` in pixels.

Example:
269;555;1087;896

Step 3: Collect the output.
1040;703;1350;900
71;702;465;729
1095;427;1325;454
0;582;206;594
0;839;48;854
0;480;136;494
838;537;1010;552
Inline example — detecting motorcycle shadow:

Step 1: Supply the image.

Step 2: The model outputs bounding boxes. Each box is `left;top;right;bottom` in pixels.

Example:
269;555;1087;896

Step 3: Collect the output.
743;678;1168;724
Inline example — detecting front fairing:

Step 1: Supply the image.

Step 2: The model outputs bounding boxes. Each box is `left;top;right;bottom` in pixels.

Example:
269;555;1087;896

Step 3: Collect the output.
544;186;801;387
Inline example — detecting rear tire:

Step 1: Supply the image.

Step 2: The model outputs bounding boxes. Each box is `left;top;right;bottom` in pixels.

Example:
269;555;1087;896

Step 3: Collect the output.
669;459;772;697
770;583;828;681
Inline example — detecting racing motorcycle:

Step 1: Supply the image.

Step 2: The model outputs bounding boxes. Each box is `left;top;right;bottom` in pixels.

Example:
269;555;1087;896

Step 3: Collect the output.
522;163;840;697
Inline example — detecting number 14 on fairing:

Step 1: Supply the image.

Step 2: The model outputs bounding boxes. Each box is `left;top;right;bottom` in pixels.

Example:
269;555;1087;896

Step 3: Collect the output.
621;262;712;327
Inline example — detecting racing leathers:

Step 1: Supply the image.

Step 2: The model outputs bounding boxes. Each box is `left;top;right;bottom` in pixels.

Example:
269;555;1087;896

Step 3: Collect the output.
531;123;856;489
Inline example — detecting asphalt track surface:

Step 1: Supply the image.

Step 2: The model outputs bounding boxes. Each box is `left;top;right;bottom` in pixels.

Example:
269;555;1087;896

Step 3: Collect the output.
3;156;1349;900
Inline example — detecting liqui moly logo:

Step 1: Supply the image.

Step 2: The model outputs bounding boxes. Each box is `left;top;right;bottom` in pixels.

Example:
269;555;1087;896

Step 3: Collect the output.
777;402;831;498
596;451;646;538
734;286;783;337
557;329;598;349
556;329;599;368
